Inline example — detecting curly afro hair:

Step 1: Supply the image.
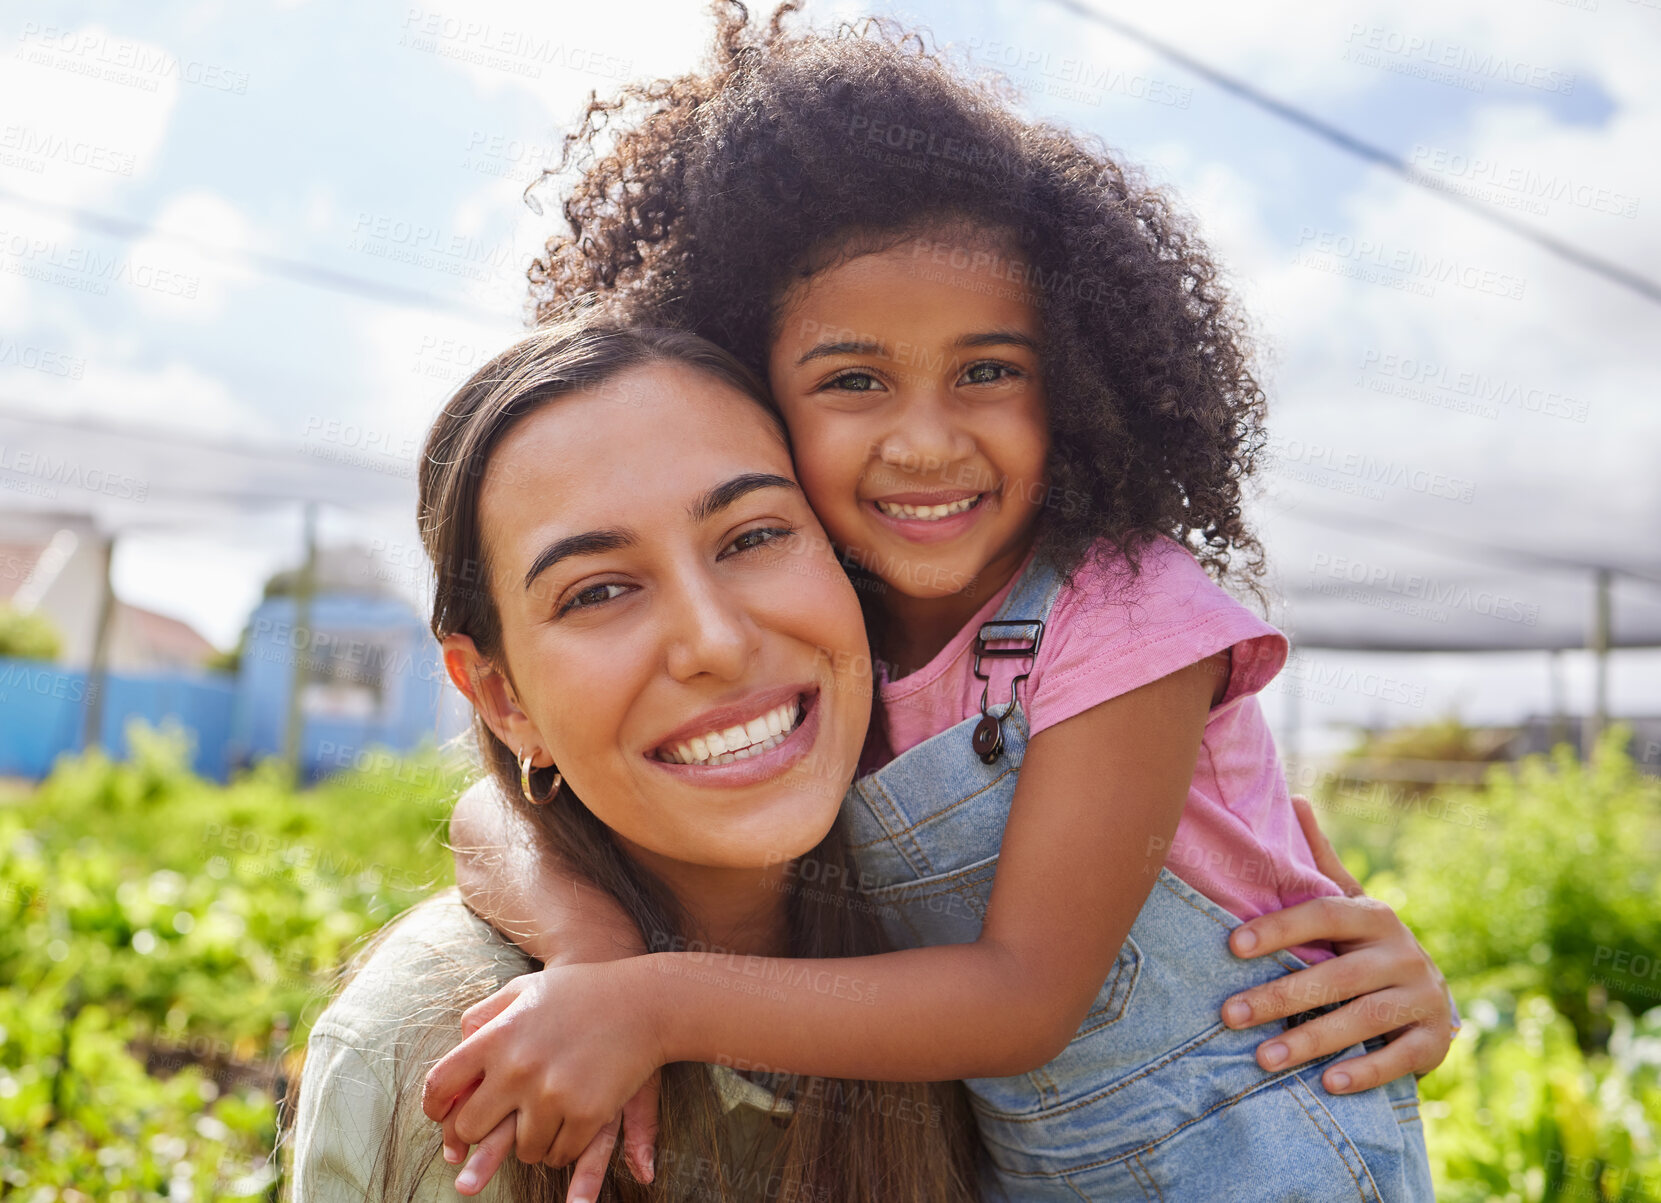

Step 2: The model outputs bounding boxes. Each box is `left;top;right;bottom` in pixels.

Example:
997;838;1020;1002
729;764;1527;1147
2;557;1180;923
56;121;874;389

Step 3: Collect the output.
526;1;1270;599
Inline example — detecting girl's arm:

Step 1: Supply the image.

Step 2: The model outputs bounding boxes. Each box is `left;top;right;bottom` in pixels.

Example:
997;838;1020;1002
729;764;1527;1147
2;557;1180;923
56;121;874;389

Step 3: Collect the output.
446;779;659;1195
426;654;1220;1168
449;777;644;967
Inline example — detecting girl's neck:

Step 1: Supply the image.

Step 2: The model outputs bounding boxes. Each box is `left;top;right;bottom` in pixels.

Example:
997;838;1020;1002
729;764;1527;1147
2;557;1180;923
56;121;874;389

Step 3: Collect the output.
877;539;1033;678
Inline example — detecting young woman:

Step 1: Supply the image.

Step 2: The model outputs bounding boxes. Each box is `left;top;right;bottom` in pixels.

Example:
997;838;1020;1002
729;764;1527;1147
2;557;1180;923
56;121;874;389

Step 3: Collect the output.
288;318;985;1201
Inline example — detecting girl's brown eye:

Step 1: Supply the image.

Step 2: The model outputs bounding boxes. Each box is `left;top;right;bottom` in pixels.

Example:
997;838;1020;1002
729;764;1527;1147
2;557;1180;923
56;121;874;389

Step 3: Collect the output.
963;362;1016;385
827;371;881;391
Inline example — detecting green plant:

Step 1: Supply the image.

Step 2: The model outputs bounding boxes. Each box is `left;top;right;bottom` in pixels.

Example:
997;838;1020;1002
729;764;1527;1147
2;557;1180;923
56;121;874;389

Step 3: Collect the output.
0;603;63;662
0;722;465;1198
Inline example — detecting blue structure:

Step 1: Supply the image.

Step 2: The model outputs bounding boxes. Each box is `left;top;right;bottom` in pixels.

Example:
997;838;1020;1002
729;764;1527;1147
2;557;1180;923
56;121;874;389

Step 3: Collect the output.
0;658;235;779
0;592;459;784
230;592;454;782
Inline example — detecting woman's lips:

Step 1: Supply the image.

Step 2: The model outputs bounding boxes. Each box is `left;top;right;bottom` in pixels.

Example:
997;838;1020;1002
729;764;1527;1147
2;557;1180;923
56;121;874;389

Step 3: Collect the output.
646;688;823;788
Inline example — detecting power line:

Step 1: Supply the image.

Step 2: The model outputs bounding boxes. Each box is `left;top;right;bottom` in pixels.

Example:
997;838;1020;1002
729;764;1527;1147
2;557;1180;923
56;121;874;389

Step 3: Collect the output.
0;187;519;323
1040;0;1661;307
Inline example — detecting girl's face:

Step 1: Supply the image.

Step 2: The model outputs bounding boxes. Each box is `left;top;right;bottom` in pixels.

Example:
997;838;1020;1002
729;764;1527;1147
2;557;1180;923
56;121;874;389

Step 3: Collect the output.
448;361;871;878
767;228;1051;605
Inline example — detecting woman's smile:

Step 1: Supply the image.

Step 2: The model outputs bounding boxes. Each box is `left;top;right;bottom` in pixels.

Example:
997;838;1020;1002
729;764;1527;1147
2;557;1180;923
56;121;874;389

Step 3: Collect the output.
648;685;822;788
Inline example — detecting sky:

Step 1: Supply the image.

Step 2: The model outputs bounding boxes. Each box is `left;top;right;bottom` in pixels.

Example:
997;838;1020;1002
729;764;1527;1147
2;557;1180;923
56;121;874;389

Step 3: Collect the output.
2;0;1658;759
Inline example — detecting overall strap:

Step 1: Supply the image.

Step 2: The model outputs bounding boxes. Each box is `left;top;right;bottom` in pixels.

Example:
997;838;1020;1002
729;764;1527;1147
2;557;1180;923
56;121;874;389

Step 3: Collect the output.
990;552;1068;626
969;553;1068;763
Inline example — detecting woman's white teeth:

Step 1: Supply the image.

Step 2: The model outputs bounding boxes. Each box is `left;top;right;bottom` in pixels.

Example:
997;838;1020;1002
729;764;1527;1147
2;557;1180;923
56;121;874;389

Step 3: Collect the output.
876;495;980;521
660;698;803;765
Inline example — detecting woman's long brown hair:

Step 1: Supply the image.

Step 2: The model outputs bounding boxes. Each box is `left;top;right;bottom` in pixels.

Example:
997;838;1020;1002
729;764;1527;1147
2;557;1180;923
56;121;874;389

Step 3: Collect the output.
290;312;985;1201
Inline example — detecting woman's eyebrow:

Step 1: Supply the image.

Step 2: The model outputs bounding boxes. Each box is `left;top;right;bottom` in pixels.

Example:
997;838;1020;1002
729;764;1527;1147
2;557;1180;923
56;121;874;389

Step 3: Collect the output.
524;529;634;591
689;473;799;523
522;474;798;590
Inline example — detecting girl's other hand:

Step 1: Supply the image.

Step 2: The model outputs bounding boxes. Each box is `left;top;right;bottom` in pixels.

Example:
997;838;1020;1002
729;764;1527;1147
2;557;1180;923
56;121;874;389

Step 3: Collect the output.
1219;795;1456;1094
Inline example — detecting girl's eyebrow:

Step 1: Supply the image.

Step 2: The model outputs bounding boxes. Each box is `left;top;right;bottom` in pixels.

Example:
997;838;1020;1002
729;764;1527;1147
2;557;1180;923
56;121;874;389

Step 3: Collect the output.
522;473;799;590
956;329;1040;353
796;338;884;366
795;329;1040;367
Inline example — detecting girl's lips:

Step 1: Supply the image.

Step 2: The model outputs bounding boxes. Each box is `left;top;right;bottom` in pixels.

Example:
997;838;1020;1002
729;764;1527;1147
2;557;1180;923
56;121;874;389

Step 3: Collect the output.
864;492;992;545
646;688;823;788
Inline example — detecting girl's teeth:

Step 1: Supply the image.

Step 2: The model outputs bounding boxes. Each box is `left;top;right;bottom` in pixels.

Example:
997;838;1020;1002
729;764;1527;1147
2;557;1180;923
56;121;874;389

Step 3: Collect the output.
659;698;804;766
876;495;980;521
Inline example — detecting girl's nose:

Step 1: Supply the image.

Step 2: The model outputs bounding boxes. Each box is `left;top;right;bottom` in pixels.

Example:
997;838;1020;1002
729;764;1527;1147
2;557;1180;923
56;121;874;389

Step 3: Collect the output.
662;567;760;683
876;389;975;476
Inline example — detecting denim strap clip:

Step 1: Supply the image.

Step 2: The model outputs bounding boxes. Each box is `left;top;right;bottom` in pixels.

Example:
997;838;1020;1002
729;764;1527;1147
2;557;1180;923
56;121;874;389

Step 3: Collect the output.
970;618;1045;764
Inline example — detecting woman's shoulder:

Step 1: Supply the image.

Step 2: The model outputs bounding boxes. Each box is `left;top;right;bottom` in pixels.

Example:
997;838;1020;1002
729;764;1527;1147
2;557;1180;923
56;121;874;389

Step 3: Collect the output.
316;888;533;1044
290;891;530;1202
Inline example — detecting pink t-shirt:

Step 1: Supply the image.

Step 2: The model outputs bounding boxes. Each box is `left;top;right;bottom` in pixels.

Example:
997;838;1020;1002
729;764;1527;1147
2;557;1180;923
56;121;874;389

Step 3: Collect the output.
871;536;1340;963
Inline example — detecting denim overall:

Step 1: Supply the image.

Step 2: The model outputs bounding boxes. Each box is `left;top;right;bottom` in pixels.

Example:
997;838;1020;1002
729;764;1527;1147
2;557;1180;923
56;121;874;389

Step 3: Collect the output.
847;555;1434;1201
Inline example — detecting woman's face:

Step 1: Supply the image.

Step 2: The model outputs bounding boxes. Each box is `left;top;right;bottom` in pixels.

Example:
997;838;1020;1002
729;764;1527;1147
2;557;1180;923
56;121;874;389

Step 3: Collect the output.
458;361;871;875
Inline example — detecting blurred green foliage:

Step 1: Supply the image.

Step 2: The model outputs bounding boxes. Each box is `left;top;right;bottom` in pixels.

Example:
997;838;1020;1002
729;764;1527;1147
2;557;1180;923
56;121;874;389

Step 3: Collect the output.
0;721;462;1198
0;604;64;662
3;721;1658;1199
1323;726;1661;1202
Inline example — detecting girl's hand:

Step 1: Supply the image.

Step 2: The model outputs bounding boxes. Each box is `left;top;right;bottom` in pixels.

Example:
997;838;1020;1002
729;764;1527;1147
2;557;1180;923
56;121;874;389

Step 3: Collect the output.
440;1080;659;1199
423;960;666;1192
1220;796;1456;1094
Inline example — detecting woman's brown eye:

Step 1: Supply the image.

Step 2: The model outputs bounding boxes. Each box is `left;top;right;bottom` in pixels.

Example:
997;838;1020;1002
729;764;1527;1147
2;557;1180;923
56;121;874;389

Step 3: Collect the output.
723;526;795;558
560;582;628;615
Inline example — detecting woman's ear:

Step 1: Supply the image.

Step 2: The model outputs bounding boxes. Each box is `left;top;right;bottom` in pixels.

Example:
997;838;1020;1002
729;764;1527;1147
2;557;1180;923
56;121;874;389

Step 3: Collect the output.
442;633;544;762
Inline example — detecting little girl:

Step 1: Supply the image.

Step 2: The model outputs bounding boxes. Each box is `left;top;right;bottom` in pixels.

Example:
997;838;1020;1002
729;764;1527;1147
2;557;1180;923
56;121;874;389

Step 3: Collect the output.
424;7;1449;1199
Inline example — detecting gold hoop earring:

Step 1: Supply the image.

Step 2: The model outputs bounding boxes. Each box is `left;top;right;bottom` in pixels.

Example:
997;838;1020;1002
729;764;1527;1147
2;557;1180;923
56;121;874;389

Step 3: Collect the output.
518;748;562;805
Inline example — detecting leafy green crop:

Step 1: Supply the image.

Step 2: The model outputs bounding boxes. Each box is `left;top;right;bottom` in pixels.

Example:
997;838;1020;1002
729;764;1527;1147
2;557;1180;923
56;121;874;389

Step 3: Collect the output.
4;721;1659;1199
1;721;463;1197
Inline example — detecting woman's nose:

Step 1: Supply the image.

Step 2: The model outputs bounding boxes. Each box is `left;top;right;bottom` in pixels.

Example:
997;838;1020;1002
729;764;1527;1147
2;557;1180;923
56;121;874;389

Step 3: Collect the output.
662;570;759;683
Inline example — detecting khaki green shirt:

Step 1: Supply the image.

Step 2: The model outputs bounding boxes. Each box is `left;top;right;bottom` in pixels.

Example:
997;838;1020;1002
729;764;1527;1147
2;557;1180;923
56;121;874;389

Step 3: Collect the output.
288;890;791;1202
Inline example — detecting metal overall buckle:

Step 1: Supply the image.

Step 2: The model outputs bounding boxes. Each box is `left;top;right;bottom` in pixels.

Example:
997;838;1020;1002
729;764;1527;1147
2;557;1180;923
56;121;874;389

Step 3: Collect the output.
970;619;1044;764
